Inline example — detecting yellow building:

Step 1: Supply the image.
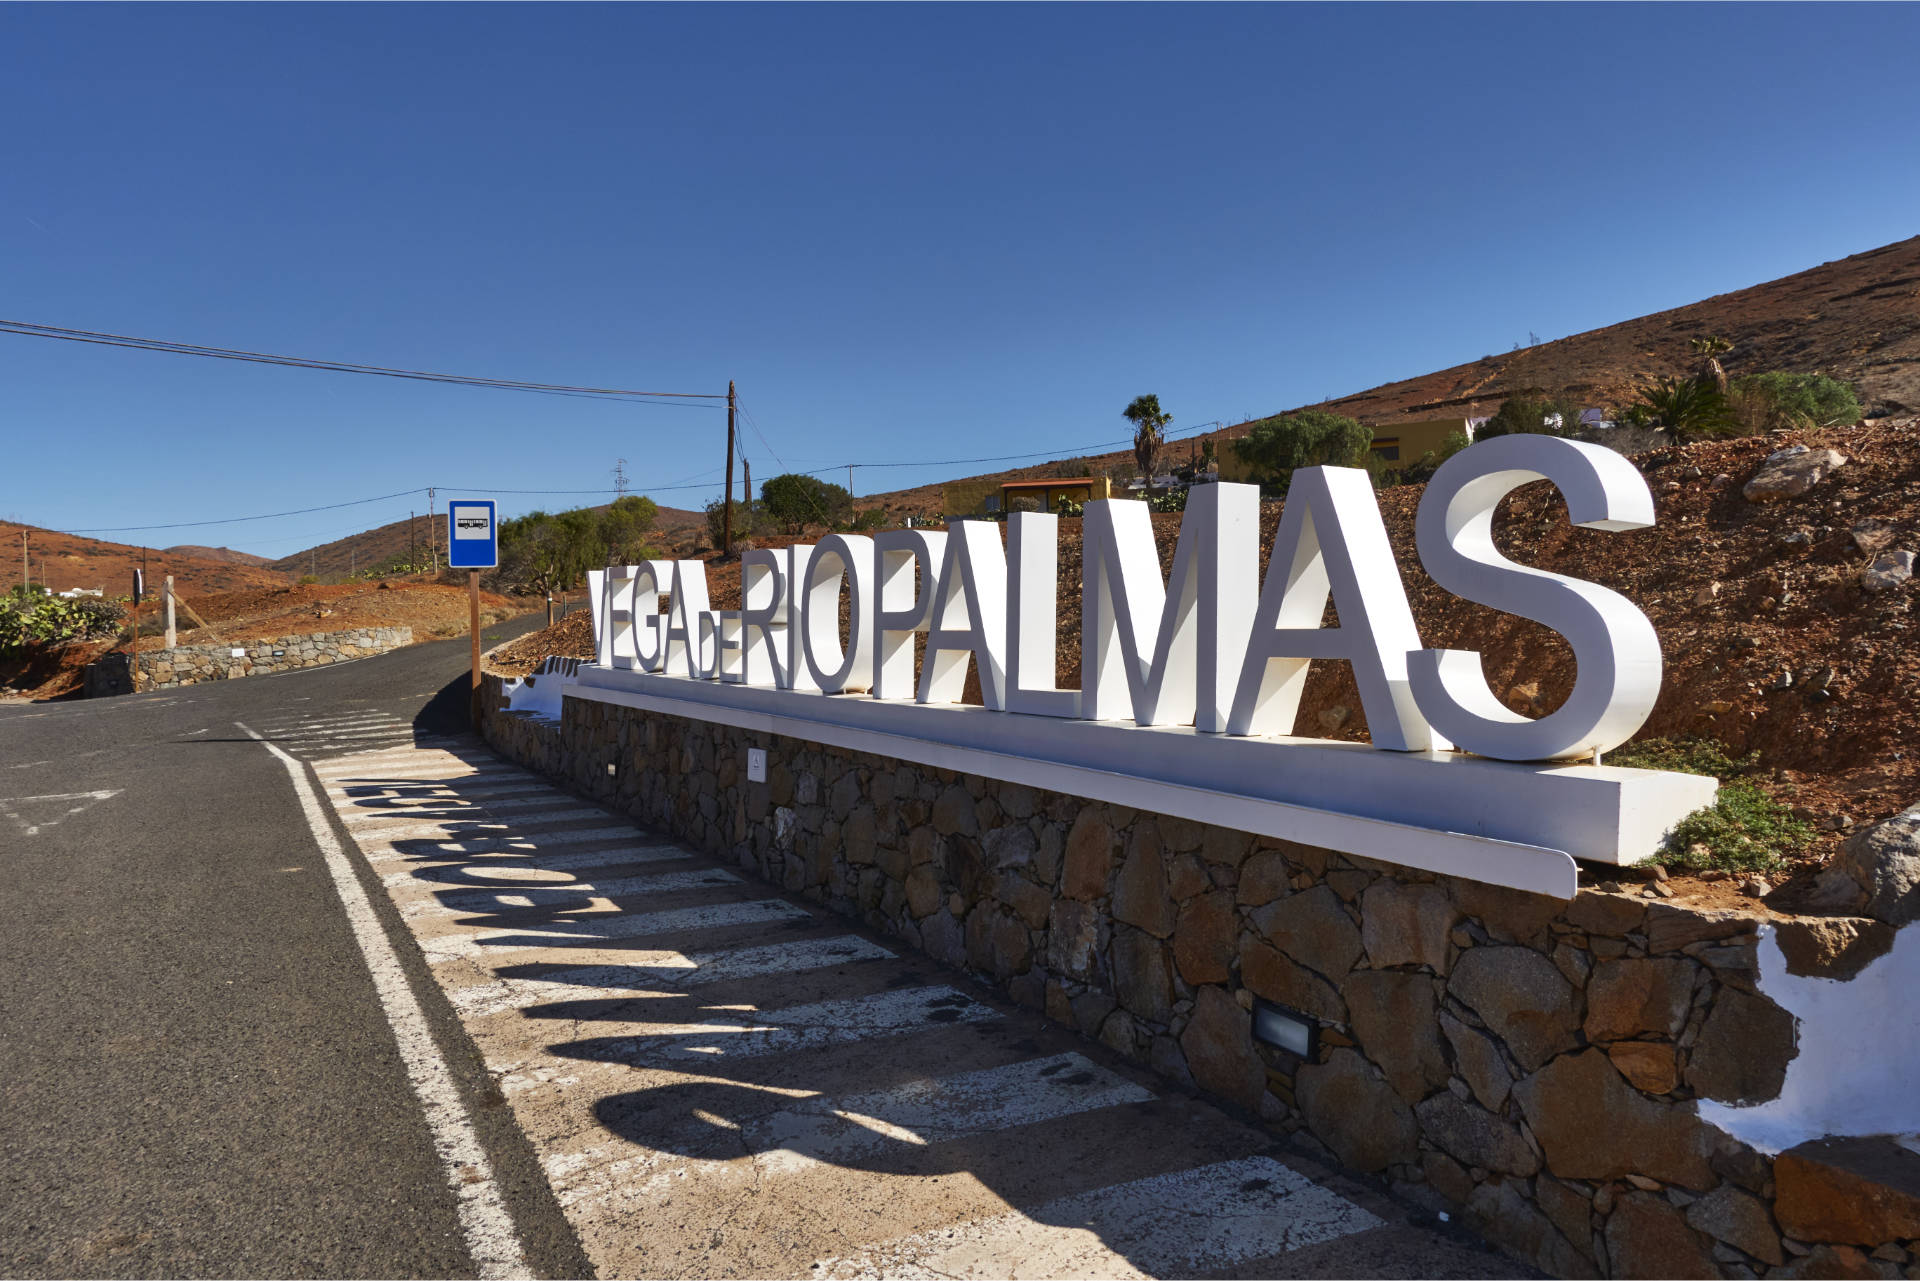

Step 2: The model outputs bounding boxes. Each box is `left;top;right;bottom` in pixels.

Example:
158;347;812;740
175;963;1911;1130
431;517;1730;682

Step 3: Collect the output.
1365;419;1473;466
941;476;1113;519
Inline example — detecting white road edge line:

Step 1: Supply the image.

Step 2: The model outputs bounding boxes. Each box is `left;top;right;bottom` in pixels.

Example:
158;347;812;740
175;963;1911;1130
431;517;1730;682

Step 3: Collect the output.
237;721;532;1281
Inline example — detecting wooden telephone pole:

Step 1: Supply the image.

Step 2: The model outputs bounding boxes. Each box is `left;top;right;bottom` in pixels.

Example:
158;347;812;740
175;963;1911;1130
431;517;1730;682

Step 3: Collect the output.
721;380;737;555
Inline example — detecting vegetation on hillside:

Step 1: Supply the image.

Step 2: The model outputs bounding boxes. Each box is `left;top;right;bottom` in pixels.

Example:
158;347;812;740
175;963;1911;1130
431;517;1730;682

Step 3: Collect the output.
495;496;660;594
0;586;126;654
758;473;855;534
1231;409;1372;492
1608;737;1815;874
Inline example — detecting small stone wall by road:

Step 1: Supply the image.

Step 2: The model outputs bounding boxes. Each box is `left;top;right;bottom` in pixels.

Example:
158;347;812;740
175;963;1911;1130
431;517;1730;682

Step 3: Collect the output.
84;626;412;696
477;675;1920;1280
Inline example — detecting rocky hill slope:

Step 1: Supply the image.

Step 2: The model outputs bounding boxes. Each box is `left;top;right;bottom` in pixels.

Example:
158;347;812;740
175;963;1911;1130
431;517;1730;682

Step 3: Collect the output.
0;521;292;597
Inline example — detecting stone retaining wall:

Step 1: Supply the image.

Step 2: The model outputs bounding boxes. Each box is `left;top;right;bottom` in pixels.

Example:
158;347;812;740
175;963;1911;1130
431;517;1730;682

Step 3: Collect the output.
477;674;1920;1280
84;626;412;696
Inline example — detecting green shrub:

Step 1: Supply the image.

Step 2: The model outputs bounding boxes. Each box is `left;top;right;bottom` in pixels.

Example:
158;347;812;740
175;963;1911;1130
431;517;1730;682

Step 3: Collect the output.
1230;410;1372;491
1728;372;1862;434
1478;394;1577;439
0;594;126;654
1147;488;1187;513
1608;736;1813;872
850;507;889;531
1631;376;1739;444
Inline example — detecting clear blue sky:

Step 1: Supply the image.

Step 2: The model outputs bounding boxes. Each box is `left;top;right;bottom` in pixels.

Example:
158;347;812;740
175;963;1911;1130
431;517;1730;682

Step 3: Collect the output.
4;3;1916;554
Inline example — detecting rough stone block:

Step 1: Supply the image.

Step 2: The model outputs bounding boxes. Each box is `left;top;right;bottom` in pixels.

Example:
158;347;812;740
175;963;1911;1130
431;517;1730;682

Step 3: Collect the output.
1239;939;1345;1023
1513;1049;1716;1189
1046;899;1104;981
1297;1048;1418;1174
1178;985;1265;1112
1606;1040;1679;1094
1447;945;1580;1072
1686;1183;1784;1266
1170;891;1236;986
1604;1192;1717;1278
1683;986;1795;1105
1112;826;1174;938
1360;880;1458;974
1111;926;1173;1024
1343;970;1447;1103
1775;1138;1920;1247
1584;956;1696;1042
1416;1092;1539;1176
1061;809;1114;901
1440;1010;1515;1112
1250;885;1363;978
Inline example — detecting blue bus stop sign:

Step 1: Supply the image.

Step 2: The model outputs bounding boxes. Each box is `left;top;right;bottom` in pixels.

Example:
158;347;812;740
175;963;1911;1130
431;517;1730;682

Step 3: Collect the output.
447;498;498;569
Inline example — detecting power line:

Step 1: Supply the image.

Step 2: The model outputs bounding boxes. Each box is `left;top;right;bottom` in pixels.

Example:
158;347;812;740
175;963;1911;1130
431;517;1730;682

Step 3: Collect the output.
0;320;728;405
59;487;429;534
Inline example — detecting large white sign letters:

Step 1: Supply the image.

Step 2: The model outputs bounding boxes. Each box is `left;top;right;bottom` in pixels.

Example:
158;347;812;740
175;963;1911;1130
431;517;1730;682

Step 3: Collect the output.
589;437;1661;762
573;438;1707;895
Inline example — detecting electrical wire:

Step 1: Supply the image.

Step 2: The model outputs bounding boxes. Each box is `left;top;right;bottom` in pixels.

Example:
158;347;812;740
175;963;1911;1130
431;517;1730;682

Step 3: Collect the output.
59;487;429;534
0;320;727;405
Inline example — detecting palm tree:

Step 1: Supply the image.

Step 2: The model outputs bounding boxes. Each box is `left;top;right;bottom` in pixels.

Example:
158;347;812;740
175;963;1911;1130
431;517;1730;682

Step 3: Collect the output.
1123;394;1172;495
1690;335;1734;396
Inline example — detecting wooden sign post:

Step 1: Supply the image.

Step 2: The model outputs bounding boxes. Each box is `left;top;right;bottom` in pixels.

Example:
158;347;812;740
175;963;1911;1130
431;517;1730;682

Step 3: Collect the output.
446;499;498;726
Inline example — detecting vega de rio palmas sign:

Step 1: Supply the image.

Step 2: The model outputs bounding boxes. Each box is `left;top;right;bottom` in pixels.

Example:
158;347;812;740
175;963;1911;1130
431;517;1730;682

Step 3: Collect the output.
568;436;1715;898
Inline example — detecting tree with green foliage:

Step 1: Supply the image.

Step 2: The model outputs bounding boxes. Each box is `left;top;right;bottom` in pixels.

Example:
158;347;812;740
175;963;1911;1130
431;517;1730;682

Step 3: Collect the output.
760;473;853;534
1477;394;1578;439
496;496;659;594
1727;372;1861;433
1123;394;1171;494
1229;410;1373;491
1632;376;1739;444
601;495;660;564
703;498;756;550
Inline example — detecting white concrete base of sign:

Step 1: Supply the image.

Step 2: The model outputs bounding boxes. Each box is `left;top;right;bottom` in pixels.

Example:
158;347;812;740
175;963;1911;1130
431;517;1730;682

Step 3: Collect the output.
566;667;1719;899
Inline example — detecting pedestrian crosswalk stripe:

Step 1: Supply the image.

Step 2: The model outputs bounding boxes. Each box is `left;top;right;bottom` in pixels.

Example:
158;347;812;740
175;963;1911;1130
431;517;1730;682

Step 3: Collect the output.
380;844;692;888
811;1154;1383;1280
404;867;740;917
331;781;554;802
600;985;998;1063
547;1052;1155;1208
339;795;591;823
450;935;896;1018
352;805;607;830
315;755;505;775
358;826;653;860
419;898;813;960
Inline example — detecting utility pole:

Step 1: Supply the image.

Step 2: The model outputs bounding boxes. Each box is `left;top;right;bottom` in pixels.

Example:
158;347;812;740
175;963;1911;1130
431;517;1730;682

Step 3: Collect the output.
410;511;416;572
20;531;27;593
742;457;752;524
612;458;629;499
847;463;855;497
428;487;438;572
722;380;737;555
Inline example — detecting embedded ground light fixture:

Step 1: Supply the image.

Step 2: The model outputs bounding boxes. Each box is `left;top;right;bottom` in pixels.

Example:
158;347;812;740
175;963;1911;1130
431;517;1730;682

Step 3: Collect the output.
1251;999;1318;1059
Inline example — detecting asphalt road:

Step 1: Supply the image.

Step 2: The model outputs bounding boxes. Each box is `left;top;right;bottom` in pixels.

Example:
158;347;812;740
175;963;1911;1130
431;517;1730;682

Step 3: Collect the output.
0;616;591;1279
